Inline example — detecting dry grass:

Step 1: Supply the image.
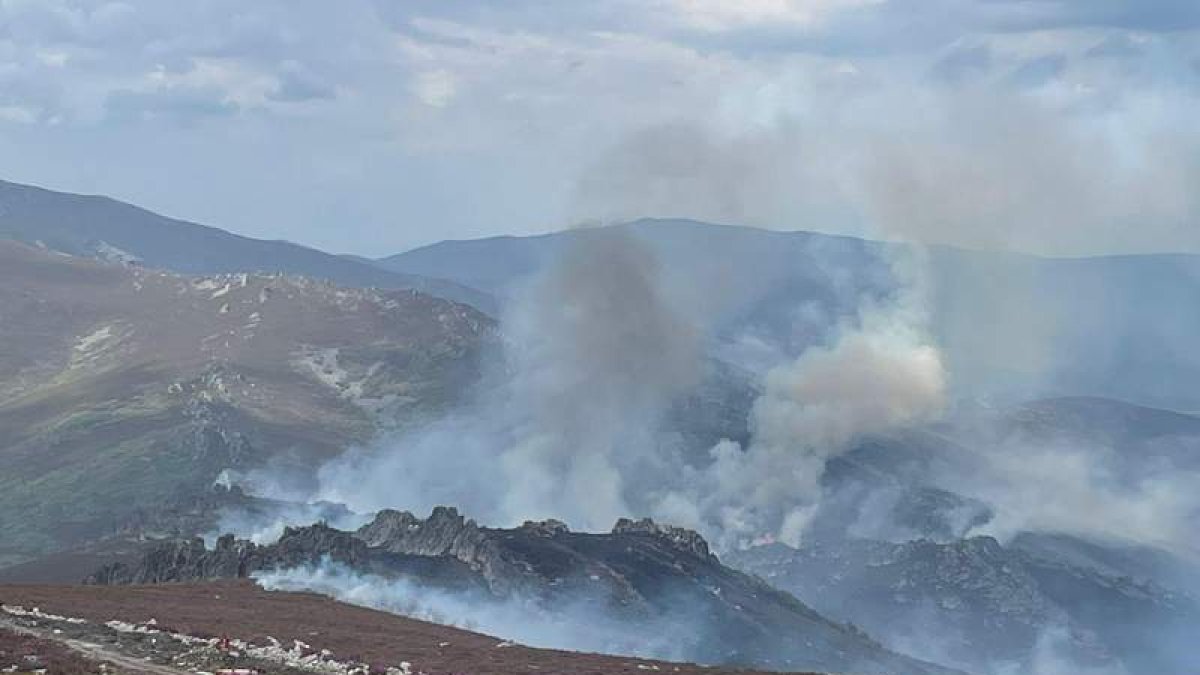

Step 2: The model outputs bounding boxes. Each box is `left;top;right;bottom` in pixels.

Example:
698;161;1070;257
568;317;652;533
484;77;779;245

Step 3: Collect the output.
0;626;107;674
0;581;818;675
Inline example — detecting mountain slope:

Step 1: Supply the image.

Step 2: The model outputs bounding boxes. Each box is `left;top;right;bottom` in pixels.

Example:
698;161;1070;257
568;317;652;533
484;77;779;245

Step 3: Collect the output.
722;396;1200;675
91;507;965;675
0;241;491;567
0;179;492;311
2;581;832;675
728;536;1199;675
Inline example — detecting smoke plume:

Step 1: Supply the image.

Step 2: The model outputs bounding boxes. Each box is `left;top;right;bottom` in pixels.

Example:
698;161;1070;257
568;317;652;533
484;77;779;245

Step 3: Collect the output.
313;226;701;532
654;250;947;547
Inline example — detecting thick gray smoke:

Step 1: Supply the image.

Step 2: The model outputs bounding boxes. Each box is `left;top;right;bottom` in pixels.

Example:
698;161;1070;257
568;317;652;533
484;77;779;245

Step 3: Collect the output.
490;228;700;527
313;226;701;531
304;218;945;549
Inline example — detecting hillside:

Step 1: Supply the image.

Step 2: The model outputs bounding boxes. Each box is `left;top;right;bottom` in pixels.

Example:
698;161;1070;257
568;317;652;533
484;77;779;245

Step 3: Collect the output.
0;179;492;311
1;581;834;675
722;395;1200;675
85;507;963;675
0;241;491;567
729;535;1199;675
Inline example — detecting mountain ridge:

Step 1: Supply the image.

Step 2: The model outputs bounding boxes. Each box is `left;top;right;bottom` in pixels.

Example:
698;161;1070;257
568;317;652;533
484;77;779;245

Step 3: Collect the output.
0;178;494;312
88;504;968;675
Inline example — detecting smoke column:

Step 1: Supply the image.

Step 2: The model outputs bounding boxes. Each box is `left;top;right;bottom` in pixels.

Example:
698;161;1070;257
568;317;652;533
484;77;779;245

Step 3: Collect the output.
313;226;701;532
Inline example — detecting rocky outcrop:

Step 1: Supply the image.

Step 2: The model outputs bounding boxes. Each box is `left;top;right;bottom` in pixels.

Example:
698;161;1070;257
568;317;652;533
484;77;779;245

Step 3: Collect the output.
89;507;964;675
356;509;720;598
358;506;489;559
612;517;714;560
729;535;1200;675
87;523;368;585
355;506;534;595
519;519;570;537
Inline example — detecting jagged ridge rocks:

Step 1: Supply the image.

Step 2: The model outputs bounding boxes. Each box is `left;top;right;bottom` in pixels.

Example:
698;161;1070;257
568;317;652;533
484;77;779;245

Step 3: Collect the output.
90;507;965;675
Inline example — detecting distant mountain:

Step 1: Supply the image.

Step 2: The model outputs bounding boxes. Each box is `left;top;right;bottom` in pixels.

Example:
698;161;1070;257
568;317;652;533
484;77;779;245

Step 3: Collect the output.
0;179;493;312
377;218;1200;410
0;241;492;568
728;535;1199;675
90;505;965;675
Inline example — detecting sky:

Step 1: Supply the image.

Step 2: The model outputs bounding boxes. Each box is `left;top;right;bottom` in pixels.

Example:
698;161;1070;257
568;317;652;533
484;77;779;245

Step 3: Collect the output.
0;0;1198;256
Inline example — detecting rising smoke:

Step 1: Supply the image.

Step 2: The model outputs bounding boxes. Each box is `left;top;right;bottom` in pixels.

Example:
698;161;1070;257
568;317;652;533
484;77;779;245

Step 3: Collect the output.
251;71;1200;559
228;78;1200;675
255;558;716;664
305;222;942;549
313;225;702;532
654;252;947;547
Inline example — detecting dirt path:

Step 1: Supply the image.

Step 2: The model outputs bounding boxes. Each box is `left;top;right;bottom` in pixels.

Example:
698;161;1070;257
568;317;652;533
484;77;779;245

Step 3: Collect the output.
1;617;191;675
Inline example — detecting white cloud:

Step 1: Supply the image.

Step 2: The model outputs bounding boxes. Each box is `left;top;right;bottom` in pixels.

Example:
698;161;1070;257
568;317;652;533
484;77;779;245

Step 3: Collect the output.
411;68;456;108
0;0;1197;254
0;105;38;124
664;0;883;31
35;49;70;67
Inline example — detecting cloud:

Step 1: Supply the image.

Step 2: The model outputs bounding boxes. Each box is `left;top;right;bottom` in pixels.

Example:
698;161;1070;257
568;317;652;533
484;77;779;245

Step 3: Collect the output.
1086;33;1148;59
986;0;1200;33
929;44;993;84
0;105;40;125
104;86;238;121
1007;54;1069;88
0;0;1197;255
268;61;336;103
410;69;456;108
662;0;884;31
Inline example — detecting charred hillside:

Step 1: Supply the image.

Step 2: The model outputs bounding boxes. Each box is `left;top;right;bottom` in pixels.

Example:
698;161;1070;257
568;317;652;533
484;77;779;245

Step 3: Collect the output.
91;507;965;675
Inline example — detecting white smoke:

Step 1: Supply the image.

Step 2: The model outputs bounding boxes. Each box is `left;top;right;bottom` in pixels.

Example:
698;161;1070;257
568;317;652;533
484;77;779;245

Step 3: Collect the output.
654;252;947;547
206;501;370;547
999;626;1130;675
254;558;707;663
308;223;942;549
954;436;1200;558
